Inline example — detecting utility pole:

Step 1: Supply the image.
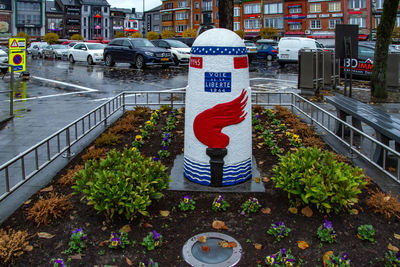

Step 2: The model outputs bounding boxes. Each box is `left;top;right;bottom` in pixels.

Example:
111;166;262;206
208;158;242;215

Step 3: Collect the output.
142;0;145;36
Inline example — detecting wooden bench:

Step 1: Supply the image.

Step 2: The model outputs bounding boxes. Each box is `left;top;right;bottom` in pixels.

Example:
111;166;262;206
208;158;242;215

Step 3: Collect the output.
325;94;400;165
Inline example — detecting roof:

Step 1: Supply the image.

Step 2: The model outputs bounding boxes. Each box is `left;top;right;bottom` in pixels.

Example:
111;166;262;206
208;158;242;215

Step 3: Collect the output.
80;0;110;6
146;5;162;12
46;1;63;13
60;0;80;6
110;7;133;13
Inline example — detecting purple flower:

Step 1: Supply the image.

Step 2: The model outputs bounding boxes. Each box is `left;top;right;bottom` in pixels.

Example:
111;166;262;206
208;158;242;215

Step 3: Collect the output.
163;137;169;142
152;230;160;240
72;227;83;234
280;248;286;256
54;259;65;267
341;252;349;261
396;251;400;260
217;195;223;202
323;219;333;229
162;146;168;150
240;211;245;215
149;259;155;266
183;195;191;203
164;133;170;138
153;157;159;162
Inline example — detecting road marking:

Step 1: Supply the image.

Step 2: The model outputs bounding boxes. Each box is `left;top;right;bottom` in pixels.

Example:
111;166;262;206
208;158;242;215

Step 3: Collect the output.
31;76;98;92
10;91;93;102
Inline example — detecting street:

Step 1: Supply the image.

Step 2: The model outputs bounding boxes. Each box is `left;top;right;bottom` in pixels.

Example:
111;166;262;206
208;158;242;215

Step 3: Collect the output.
0;56;299;166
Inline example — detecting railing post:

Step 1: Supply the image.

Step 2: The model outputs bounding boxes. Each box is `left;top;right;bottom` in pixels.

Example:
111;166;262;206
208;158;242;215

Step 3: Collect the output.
10;67;14;116
122;93;126;113
103;104;107;127
64;127;73;158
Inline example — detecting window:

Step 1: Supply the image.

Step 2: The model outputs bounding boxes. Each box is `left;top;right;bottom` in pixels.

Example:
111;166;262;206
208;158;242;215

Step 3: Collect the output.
154;14;160;20
328;2;341;12
310;3;321;13
47;18;62;30
162;14;173;21
195;14;200;21
244;4;261;14
164;2;173;9
154;25;160;31
289;7;302;14
375;16;380;27
16;2;41;25
290;24;301;30
234;21;240;31
195;2;199;9
216;12;219;19
202;0;212;11
84;5;88;12
234;7;240;17
349;17;366;27
105;29;108;39
178;1;187;8
103;7;108;13
84;29;87;38
176;12;188;20
84;17;87;26
202;13;212;24
122;40;131;47
310;20;321;29
176;24;188;32
348;0;366;9
396;16;400;27
264;3;283;14
375;0;383;9
329;19;341;28
105;18;108;27
244;19;261;29
264;17;284;29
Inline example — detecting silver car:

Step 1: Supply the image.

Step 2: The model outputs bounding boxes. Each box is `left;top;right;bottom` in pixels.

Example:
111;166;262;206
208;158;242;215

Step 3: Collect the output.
0;49;8;73
31;42;48;58
43;44;69;59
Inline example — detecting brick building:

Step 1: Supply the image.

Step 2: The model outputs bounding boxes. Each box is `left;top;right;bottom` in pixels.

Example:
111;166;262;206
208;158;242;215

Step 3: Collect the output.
284;0;307;36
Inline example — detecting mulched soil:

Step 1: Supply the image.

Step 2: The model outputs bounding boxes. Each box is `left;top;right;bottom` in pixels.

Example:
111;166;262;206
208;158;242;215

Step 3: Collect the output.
1;107;400;267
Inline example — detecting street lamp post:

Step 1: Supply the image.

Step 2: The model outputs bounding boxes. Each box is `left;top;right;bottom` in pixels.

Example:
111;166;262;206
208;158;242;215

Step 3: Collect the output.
142;0;145;36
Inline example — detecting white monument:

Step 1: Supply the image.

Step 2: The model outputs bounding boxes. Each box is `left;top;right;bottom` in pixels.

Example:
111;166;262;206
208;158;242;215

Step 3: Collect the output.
184;28;252;186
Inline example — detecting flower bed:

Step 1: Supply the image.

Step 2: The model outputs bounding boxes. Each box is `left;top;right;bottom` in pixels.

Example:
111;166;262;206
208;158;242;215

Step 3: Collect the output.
0;105;400;266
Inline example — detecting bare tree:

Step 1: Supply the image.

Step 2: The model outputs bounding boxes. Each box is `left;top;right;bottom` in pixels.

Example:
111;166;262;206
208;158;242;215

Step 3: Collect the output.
370;0;400;99
218;0;233;30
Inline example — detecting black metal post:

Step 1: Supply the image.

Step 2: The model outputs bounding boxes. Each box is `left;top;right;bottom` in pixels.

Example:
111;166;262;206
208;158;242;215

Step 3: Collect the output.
206;148;227;187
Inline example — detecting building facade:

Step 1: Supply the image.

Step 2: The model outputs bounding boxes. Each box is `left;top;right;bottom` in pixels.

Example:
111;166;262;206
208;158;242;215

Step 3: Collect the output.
144;4;162;35
56;0;81;39
161;0;192;35
124;10;142;35
46;0;64;36
12;0;46;38
0;0;12;41
81;0;110;40
110;8;129;37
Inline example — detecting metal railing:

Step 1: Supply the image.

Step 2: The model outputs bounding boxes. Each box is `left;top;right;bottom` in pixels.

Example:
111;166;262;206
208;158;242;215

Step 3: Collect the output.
0;93;125;201
1;90;399;203
0;63;15;116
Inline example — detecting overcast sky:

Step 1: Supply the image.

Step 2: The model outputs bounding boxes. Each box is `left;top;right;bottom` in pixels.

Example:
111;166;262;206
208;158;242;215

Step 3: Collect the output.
107;0;162;12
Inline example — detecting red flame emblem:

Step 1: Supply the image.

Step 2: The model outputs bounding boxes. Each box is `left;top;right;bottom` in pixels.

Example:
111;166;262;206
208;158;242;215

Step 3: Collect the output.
193;89;248;148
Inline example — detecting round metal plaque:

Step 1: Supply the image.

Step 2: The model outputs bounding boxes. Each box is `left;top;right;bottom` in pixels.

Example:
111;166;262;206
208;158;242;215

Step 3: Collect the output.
182;232;242;267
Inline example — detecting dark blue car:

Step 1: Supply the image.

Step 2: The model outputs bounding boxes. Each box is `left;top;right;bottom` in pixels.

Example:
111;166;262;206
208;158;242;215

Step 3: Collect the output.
256;43;278;61
103;38;174;69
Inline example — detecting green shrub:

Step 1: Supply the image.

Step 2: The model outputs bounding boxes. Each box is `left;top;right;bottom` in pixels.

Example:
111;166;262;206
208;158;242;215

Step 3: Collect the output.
72;148;170;220
70;34;83;40
146;31;159;40
271;146;366;213
44;33;59;44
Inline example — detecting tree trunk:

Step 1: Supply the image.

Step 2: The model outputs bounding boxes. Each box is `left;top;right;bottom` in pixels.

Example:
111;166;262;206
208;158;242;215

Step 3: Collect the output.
218;0;233;30
370;0;400;99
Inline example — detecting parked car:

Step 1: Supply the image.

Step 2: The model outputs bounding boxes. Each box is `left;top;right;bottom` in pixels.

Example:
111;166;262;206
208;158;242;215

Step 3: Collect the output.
30;42;49;58
171;37;195;47
244;40;258;63
0;45;9;54
0;49;8;72
103;38;173;69
43;44;69;59
277;37;324;67
151;39;191;66
27;42;47;54
68;43;105;65
256;43;278;61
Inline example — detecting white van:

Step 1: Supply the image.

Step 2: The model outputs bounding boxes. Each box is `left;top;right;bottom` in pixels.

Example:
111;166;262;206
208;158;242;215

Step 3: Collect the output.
277;37;324;67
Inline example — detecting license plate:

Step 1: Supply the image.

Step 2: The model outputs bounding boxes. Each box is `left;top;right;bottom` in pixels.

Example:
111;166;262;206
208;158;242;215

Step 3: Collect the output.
161;58;169;61
251;48;256;52
281;54;289;59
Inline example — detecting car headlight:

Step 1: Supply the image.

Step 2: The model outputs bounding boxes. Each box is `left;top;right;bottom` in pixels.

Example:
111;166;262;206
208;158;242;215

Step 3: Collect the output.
145;51;154;56
94;53;102;57
177;50;186;54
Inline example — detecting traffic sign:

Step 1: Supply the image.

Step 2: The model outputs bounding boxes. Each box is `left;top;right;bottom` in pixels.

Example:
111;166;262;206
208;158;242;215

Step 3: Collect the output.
9;50;26;73
8;38;27;50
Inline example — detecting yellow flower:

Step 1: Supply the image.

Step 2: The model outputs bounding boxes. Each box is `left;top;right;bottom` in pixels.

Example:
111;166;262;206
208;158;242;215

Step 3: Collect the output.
285;132;291;137
154;241;160;247
135;135;142;142
184;198;189;203
111;240;118;247
145;120;152;125
131;147;137;152
266;256;275;265
280;124;285;127
215;202;221;208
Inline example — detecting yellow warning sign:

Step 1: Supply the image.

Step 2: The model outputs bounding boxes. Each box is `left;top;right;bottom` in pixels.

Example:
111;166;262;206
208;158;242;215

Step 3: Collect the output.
9;38;27;50
9;50;26;73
